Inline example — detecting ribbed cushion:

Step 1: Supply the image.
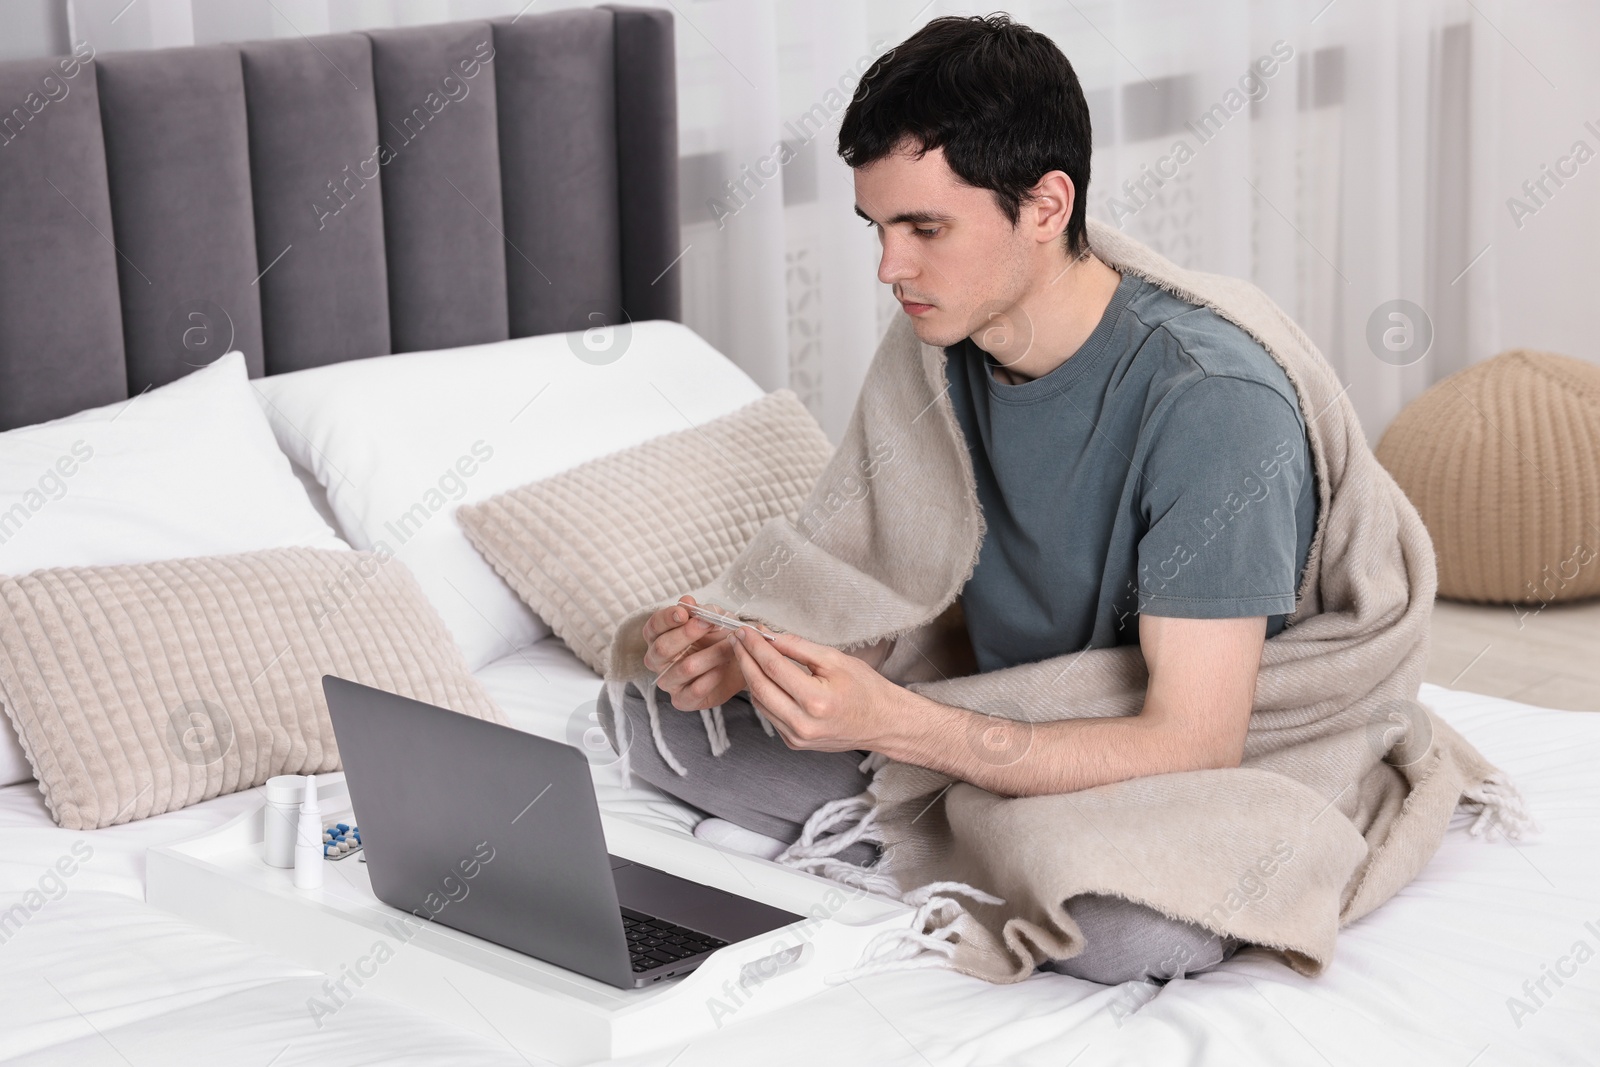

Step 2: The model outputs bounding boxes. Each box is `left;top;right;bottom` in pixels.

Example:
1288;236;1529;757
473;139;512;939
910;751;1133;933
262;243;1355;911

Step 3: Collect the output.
0;548;504;829
458;390;833;673
1375;349;1600;604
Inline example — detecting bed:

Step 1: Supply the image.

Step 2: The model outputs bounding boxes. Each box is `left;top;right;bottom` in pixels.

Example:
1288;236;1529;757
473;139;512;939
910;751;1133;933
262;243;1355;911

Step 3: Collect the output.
0;8;1596;1066
3;656;1597;1065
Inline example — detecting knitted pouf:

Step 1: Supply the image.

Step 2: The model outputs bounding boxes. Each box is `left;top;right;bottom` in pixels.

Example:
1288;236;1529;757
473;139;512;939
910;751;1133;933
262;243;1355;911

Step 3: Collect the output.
1375;349;1600;605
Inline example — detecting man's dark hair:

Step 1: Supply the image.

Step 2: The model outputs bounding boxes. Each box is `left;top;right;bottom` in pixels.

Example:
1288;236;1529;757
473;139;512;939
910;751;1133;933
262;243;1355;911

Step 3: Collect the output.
839;14;1092;255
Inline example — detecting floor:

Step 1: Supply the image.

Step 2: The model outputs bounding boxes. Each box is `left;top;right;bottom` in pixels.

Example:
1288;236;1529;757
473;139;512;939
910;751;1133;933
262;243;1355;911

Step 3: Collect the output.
1426;595;1600;711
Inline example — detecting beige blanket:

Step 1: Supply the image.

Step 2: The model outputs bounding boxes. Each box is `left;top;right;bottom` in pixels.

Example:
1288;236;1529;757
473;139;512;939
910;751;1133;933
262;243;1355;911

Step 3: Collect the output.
606;219;1533;982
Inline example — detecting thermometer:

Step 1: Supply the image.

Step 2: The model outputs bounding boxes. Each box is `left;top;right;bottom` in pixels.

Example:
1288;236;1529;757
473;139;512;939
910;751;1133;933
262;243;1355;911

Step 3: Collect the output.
686;603;780;641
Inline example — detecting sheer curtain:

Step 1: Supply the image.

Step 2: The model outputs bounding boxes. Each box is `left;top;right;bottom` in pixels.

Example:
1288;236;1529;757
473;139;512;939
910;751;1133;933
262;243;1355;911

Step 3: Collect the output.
60;0;1582;442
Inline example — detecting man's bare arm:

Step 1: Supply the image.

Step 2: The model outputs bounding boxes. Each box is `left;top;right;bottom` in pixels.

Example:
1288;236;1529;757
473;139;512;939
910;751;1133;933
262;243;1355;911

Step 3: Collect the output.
728;615;1265;798
893;615;1263;796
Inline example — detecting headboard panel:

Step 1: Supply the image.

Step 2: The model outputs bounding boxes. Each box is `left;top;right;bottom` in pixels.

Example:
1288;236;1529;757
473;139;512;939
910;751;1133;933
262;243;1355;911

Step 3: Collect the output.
494;10;623;341
240;32;392;374
98;45;266;387
368;20;508;356
612;6;681;326
0;4;679;431
0;53;127;428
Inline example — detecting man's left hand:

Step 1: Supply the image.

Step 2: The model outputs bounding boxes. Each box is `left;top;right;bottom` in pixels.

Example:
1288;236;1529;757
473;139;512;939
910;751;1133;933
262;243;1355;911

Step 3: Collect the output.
726;626;914;752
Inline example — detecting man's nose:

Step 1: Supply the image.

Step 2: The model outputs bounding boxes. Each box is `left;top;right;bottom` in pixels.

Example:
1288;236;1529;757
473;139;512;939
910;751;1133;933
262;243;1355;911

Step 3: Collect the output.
877;234;919;288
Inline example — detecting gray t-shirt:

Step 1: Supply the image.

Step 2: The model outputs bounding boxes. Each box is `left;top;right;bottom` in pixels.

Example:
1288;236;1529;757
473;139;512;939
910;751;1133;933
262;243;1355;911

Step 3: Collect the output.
945;272;1317;673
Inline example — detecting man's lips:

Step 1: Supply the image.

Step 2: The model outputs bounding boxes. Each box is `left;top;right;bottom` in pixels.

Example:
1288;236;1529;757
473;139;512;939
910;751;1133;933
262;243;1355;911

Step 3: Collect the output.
898;299;935;315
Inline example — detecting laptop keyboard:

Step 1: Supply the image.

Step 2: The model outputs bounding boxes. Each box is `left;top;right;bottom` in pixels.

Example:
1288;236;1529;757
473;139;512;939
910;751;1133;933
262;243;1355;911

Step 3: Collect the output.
622;906;728;973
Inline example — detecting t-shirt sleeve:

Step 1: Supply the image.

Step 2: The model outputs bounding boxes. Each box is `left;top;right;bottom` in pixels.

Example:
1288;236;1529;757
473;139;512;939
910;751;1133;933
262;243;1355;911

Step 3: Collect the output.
1134;374;1311;619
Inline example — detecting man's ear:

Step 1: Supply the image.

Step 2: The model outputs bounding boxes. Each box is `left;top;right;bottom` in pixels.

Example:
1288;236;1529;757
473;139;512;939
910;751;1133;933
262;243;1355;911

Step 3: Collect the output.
1028;170;1075;247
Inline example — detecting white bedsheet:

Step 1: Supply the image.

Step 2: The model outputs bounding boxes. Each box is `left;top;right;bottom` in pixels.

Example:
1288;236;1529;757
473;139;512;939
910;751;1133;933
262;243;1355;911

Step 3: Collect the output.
1;640;1595;1066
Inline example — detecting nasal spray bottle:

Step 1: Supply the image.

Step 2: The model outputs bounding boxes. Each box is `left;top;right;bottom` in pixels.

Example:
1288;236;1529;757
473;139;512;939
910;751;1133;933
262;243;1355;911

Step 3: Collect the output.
293;773;324;890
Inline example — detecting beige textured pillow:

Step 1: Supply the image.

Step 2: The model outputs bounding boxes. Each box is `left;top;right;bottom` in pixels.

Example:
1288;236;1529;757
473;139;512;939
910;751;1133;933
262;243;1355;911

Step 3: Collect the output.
0;548;504;829
1376;349;1600;604
458;389;833;673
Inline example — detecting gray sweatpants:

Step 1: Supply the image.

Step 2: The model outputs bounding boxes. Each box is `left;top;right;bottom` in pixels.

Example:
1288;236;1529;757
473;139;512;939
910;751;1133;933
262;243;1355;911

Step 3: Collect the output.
598;682;1238;985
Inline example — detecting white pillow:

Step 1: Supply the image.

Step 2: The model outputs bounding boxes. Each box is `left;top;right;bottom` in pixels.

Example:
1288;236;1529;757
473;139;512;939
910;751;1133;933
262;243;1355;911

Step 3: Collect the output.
0;351;349;785
252;321;765;670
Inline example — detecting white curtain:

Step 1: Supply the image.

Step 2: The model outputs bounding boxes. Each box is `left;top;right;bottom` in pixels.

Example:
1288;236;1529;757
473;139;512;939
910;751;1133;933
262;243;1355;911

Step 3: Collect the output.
62;0;1594;443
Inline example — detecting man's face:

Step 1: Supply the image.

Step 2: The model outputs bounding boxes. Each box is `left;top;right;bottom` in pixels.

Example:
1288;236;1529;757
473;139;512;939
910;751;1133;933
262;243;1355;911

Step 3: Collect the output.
853;143;1034;348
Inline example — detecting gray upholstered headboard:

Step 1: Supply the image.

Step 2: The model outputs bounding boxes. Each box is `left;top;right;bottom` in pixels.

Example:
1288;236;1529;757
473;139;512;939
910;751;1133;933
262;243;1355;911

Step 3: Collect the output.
0;5;680;432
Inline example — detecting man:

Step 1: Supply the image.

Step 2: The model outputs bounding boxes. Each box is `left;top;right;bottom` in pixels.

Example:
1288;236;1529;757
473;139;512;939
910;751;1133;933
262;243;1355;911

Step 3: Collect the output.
603;14;1316;985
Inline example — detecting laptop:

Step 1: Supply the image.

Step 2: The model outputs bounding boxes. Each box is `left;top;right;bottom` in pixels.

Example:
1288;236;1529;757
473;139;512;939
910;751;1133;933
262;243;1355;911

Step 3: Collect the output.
322;676;802;990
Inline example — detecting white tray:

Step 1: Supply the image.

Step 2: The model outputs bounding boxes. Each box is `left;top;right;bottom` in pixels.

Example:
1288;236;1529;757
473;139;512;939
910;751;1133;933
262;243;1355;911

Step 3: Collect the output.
146;775;911;1065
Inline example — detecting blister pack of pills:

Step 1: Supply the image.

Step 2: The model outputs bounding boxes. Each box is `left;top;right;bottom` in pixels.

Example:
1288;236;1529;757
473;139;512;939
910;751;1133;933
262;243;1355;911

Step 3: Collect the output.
322;822;362;860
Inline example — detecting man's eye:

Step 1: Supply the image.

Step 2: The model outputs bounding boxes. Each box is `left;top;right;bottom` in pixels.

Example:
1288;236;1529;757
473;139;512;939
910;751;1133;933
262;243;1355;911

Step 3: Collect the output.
914;227;940;238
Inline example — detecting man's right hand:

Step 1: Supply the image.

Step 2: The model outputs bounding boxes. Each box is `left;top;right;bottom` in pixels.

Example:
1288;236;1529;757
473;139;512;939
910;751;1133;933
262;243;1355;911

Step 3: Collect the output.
641;595;748;712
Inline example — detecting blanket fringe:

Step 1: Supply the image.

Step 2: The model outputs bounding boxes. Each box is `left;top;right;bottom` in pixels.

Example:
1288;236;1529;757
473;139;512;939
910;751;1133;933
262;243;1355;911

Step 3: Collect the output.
775;793;899;895
825;882;1007;985
753;707;777;737
1460;770;1539;841
642;675;689;776
629;673;780;771
779;790;1010;984
699;705;731;757
604;677;634;787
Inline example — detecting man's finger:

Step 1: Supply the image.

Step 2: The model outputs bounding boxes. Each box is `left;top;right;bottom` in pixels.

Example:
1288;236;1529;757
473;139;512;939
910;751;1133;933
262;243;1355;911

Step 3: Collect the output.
766;631;849;672
642;594;702;645
643;610;722;673
656;637;736;699
731;636;805;730
644;627;699;674
749;694;802;748
737;627;821;700
640;603;682;646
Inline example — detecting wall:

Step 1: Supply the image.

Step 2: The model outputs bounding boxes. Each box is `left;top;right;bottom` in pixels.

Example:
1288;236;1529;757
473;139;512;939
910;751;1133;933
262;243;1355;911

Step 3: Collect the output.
1485;1;1600;369
0;0;68;61
9;0;1599;439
